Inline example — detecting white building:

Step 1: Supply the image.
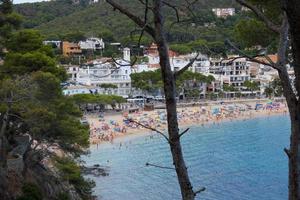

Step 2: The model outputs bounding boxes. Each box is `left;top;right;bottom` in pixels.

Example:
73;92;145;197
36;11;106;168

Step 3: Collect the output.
63;84;100;96
144;44;210;73
43;40;61;48
212;8;235;18
78;37;105;51
65;48;133;97
210;57;252;94
187;53;211;73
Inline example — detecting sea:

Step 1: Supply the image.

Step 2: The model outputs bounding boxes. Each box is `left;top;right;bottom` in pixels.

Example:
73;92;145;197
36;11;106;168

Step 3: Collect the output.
83;115;290;200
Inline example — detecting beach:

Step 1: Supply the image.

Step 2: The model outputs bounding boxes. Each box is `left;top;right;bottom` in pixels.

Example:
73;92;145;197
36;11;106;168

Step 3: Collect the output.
86;99;288;144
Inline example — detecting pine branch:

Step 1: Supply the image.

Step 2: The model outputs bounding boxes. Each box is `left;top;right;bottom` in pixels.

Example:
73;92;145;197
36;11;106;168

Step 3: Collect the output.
145;162;175;170
127;118;170;143
236;0;281;33
194;187;206;195
106;0;155;38
225;39;282;70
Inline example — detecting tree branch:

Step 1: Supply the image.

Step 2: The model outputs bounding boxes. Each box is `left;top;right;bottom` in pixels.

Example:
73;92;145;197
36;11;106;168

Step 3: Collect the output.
127;118;170;143
146;162;175;170
106;0;156;38
162;1;180;23
236;0;281;33
91;56;137;79
179;128;190;138
284;148;291;158
221;54;262;64
194;187;206;195
225;39;282;70
276;13;289;68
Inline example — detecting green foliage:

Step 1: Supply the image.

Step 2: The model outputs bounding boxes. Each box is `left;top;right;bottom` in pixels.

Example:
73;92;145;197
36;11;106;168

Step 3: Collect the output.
56;193;71;200
234;19;275;48
60;31;86;42
271;78;283;97
207;91;218;100
14;0;90;29
130;69;163;93
98;29;115;42
102;45;121;57
186;89;200;98
176;71;214;97
17;183;42;200
55;157;95;200
72;94;125;105
0;74;89;154
170;39;226;56
2;29;67;81
136;56;149;64
246;0;282;22
233;0;282;54
131;69;213;97
188;39;208;52
14;0;238;47
176;70;215;87
243;80;259;92
169;44;192;55
0;2;93;199
0;0;22;53
0;27;89;156
264;86;274;98
223;84;237;92
100;83;118;89
6;29;44;52
122;34;152;47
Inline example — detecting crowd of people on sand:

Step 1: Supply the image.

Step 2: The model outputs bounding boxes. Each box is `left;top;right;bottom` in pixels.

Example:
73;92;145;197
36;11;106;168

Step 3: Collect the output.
87;100;288;144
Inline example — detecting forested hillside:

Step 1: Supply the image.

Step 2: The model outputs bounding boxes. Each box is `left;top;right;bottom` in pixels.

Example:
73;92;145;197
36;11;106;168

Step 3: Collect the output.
15;0;241;46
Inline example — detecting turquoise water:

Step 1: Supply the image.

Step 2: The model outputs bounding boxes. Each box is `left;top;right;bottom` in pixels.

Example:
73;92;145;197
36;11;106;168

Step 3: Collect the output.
84;115;290;200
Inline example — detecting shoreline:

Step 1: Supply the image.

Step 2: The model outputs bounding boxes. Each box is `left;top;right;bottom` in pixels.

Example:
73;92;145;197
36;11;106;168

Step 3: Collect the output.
87;99;288;145
91;111;288;147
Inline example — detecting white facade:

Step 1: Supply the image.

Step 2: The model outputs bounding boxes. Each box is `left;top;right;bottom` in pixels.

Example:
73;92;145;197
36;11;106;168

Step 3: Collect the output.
43;40;61;48
76;61;131;97
123;48;131;62
63;85;100;96
65;48;136;97
212;8;235;18
210;58;251;92
78;37;105;51
145;52;211;73
132;64;149;73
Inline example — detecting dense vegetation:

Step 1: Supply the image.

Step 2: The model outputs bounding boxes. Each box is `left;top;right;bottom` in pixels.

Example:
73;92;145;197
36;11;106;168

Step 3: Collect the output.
14;0;243;52
0;1;95;199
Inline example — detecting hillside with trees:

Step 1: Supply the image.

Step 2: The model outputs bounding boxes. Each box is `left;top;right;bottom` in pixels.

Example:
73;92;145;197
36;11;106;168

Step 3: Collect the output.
14;0;242;48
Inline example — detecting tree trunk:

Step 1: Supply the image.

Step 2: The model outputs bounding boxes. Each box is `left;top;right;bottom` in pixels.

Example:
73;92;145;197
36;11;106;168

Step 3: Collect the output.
288;112;300;200
284;2;300;199
0;111;9;199
0;111;9;168
153;1;195;199
278;69;300;200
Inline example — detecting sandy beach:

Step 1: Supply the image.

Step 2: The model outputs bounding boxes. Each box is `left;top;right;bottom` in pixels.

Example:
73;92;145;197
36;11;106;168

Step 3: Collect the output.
86;99;288;144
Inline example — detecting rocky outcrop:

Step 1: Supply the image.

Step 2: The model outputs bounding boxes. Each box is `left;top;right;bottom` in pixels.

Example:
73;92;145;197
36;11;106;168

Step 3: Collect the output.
1;135;87;200
82;164;109;177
